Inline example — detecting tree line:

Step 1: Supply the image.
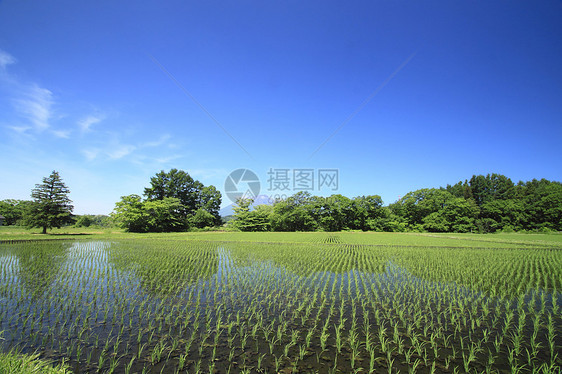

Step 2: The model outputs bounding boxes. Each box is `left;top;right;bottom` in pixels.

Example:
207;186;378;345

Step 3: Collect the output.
0;169;221;233
230;174;562;233
1;171;560;233
0;197;112;229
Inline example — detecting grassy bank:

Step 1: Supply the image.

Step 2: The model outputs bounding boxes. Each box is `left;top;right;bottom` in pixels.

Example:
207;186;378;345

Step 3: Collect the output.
2;226;561;249
0;350;69;374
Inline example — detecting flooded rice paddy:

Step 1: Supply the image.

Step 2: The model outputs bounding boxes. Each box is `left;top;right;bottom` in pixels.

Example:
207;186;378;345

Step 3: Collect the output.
0;238;561;373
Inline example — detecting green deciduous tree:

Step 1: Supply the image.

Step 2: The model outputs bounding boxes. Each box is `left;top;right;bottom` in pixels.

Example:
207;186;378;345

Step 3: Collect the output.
74;215;93;227
392;188;451;230
198;185;222;225
315;194;354;231
112;196;188;233
190;208;217;229
144;169;203;215
143;168;222;227
24;171;74;234
112;194;149;232
74;215;112;228
518;179;562;231
0;199;33;225
270;192;319;231
113;169;222;232
469;173;514;206
351;195;385;231
479;199;525;232
392;189;480;233
422;197;479;232
230;198;273;232
143;197;186;232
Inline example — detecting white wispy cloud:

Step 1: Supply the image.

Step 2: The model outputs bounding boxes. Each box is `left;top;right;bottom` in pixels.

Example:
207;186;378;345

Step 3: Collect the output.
81;139;138;161
82;141;136;161
154;154;183;164
142;134;171;148
82;148;100;161
13;84;53;132
107;144;137;160
78;115;104;133
52;129;71;139
6;125;32;134
82;129;179;163
1;50;57;136
0;49;16;69
82;141;137;161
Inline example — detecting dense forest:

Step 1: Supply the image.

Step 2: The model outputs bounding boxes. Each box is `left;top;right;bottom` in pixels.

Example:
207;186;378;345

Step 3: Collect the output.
231;174;562;233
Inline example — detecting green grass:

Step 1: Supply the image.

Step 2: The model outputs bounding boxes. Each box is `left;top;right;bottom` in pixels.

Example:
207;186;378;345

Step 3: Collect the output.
2;226;561;249
0;350;70;374
0;226;123;241
418;231;562;247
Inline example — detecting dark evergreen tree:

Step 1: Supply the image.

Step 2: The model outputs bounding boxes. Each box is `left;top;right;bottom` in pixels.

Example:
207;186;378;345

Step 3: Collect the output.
25;171;74;234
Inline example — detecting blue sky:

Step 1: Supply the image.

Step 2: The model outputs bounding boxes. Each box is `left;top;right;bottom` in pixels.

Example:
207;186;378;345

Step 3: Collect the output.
1;1;561;215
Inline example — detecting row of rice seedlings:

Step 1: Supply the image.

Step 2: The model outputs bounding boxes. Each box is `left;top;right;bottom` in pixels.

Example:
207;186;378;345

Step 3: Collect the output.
0;239;561;373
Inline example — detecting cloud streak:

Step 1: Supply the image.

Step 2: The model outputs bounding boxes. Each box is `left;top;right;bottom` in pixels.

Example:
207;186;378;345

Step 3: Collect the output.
82;132;175;163
82;142;137;161
13;84;54;132
82;148;100;161
142;134;171;148
1;49;58;136
78;115;104;133
52;129;71;139
107;143;137;160
1;48;179;170
0;49;16;69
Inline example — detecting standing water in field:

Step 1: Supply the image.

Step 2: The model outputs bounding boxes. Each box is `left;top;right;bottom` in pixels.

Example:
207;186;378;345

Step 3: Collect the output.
0;239;561;373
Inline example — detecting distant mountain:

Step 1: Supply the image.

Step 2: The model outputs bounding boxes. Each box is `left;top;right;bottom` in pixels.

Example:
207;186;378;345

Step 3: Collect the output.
252;194;274;206
219;204;235;217
219;194;273;217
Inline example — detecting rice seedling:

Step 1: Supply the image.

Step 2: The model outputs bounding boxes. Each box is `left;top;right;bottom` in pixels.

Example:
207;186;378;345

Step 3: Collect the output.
0;234;560;373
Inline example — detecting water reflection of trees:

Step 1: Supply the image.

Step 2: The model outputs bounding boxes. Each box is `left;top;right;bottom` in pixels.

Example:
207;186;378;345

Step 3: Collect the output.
224;242;389;277
219;241;562;300
392;246;562;298
2;241;69;300
107;240;219;297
